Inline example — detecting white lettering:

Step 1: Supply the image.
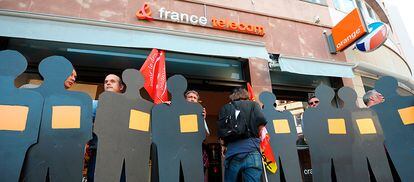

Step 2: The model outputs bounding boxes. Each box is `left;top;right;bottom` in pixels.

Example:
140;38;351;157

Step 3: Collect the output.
165;10;171;19
304;169;312;175
159;8;165;19
199;16;208;26
180;13;189;23
190;15;198;25
336;27;362;49
157;7;207;26
170;12;180;22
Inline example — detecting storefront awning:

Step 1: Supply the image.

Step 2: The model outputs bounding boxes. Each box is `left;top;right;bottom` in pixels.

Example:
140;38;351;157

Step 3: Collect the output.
0;11;270;61
278;56;355;78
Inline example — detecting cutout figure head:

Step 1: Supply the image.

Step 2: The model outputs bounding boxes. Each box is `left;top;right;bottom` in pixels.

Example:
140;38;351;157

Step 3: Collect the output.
338;87;358;109
259;91;276;109
39;56;73;87
315;84;335;106
0;50;27;77
375;76;398;99
167;75;187;98
122;69;144;92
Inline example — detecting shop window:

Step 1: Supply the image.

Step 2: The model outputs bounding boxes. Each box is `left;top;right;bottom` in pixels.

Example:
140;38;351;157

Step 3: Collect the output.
300;0;327;5
333;0;356;13
2;37;245;83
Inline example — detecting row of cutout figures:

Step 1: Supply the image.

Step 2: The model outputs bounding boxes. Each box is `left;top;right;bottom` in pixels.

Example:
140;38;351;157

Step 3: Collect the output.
1;50;414;182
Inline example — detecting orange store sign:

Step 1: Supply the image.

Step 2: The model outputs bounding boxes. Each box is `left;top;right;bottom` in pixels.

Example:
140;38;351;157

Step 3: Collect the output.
331;8;367;51
211;17;264;36
136;3;265;36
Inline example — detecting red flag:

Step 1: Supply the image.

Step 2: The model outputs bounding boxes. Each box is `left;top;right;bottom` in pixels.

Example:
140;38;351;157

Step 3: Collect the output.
249;82;277;173
260;127;278;173
247;82;255;101
140;49;168;104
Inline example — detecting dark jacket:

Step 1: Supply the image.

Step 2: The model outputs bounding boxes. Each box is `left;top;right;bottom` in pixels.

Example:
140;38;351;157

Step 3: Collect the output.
218;100;267;141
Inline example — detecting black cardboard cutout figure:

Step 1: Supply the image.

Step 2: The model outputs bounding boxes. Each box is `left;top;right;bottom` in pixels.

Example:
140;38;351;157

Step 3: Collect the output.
152;75;205;182
371;76;414;181
94;69;152;182
259;91;301;182
302;84;354;182
338;87;393;181
21;56;92;182
0;50;43;182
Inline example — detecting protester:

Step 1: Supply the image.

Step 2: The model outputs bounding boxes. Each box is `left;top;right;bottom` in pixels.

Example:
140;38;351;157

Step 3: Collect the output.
185;90;210;135
363;89;384;108
64;69;77;89
20;69;77;89
184;90;210;181
83;74;124;182
308;96;320;108
218;87;267;182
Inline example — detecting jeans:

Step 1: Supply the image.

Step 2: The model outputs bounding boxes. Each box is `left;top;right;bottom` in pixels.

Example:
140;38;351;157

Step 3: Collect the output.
224;151;263;182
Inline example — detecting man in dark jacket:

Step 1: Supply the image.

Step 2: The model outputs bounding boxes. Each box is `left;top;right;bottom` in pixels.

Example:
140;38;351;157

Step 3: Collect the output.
218;88;267;182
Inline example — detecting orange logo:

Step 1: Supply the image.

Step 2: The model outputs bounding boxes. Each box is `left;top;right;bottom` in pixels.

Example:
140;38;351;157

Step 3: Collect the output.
136;3;153;21
331;8;367;51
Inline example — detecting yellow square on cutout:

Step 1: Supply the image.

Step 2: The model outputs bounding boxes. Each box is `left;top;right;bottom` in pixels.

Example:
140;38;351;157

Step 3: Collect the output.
398;106;414;125
356;118;377;134
328;118;346;134
52;106;81;129
180;114;198;133
273;119;291;134
0;105;29;131
129;109;150;132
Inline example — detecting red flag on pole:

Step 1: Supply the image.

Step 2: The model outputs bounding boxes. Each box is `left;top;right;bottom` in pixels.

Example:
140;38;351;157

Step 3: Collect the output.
260;127;277;173
247;82;277;173
247;82;255;101
140;48;168;104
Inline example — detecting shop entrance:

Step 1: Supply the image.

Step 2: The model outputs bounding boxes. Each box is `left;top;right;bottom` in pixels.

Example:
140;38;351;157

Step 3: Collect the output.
2;36;249;182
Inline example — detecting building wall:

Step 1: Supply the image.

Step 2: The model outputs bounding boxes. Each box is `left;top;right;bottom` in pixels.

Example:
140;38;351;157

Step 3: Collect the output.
0;0;346;62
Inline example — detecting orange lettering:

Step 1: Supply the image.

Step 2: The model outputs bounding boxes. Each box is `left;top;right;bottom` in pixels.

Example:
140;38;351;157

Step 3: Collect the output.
218;20;226;28
255;26;265;35
210;18;265;36
136;3;153;21
211;17;218;27
246;25;253;33
229;22;238;30
238;23;246;31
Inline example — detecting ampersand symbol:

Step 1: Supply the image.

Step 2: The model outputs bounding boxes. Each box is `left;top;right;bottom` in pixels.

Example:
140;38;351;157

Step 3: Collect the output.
136;3;153;21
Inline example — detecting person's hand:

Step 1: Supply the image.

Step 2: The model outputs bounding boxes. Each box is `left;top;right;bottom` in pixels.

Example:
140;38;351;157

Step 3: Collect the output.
221;145;227;158
202;107;206;119
163;101;171;105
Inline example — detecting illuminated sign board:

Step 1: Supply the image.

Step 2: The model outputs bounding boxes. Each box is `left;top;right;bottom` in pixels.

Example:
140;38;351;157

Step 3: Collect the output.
331;8;367;51
136;3;265;36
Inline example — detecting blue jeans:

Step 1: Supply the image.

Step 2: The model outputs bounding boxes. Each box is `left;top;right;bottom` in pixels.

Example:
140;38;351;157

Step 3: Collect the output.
224;151;263;182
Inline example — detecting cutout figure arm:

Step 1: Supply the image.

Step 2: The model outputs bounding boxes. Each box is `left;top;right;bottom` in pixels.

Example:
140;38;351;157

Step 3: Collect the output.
253;102;267;127
80;93;93;140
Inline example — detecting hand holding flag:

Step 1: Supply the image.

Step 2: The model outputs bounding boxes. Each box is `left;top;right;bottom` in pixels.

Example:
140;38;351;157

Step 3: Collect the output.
140;49;168;104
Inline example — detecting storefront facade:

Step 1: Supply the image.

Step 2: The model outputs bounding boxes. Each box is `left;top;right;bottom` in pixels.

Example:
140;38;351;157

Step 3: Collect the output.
1;0;412;181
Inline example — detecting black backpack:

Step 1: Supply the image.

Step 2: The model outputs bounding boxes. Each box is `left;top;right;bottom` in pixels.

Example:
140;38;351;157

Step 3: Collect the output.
217;101;252;143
